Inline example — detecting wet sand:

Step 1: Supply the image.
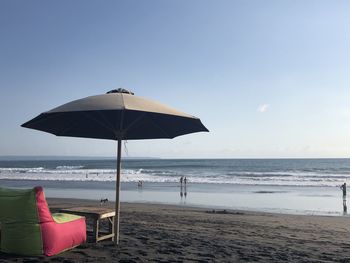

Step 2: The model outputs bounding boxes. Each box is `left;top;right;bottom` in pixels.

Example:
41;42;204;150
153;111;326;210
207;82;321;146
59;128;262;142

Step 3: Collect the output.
1;198;350;262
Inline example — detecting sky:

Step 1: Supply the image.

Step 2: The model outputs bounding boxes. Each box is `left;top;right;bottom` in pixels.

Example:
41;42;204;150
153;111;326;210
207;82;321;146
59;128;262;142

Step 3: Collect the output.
1;0;350;158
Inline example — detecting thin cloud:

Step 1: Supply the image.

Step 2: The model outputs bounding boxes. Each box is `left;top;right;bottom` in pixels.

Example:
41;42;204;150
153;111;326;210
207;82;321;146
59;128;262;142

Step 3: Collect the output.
257;104;270;113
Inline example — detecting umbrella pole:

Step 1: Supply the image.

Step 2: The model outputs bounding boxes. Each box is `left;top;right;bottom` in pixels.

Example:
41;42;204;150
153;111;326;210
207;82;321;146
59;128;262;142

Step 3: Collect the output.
114;138;122;244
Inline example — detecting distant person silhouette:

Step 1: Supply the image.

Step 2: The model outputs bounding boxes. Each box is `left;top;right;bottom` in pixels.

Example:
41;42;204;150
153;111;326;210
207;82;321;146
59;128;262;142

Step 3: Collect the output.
340;183;347;214
180;176;184;199
340;183;347;197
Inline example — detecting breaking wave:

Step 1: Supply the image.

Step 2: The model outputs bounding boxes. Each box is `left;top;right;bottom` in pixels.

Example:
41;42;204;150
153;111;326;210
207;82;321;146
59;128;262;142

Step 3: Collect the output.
1;166;350;187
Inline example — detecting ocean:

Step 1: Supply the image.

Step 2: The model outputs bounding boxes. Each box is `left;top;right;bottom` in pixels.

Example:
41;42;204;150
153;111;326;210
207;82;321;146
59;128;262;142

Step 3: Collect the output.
1;158;349;216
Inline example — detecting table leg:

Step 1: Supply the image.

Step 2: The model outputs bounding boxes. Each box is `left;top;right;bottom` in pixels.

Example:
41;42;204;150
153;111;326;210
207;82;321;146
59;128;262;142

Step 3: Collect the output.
109;216;115;241
92;219;99;243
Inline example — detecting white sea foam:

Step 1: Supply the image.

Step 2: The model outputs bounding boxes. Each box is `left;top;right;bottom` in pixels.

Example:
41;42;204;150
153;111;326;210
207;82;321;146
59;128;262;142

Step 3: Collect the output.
0;167;45;172
0;165;350;186
56;165;84;170
1;166;350;187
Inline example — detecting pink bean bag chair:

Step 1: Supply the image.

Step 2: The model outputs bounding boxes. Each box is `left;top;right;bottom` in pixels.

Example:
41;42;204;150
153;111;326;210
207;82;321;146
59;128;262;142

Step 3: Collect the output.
0;186;86;256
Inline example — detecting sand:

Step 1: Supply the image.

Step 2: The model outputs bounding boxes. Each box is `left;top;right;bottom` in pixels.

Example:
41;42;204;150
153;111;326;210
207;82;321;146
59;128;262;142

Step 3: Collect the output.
1;198;350;262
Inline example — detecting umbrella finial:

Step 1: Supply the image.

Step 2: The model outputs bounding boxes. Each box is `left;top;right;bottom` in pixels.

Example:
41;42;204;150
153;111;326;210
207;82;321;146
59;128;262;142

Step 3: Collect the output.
107;88;134;95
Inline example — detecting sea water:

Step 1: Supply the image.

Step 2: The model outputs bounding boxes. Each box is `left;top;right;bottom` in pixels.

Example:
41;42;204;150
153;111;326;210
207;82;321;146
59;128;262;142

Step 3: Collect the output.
0;158;349;216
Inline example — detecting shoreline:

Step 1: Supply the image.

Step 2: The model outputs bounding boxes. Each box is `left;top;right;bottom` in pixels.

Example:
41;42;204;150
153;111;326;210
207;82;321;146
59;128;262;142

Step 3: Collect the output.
2;198;350;262
0;180;347;216
48;197;347;218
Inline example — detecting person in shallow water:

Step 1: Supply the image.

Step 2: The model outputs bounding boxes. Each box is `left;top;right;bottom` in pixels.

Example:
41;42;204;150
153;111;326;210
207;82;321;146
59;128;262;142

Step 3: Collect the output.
340;182;347;213
340;183;347;197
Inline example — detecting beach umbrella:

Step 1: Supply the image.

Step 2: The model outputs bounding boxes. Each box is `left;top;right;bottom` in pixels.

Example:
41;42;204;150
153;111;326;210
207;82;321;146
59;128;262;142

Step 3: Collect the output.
21;88;208;244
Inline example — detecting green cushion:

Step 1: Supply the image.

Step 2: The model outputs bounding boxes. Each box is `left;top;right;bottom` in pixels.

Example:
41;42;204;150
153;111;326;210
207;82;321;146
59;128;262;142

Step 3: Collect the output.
0;188;38;223
52;213;83;224
1;223;42;256
0;188;42;255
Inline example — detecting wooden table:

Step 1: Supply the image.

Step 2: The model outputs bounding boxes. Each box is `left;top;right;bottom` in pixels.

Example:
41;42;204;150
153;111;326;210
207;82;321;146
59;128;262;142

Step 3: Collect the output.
59;206;115;243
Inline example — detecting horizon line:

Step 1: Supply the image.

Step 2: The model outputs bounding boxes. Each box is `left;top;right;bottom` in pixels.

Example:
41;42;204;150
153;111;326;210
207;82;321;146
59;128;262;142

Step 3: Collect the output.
1;155;350;160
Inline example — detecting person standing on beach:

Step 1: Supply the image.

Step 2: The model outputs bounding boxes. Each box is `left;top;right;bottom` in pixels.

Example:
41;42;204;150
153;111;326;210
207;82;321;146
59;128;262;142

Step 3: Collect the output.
180;176;184;199
340;182;347;213
340;183;347;197
183;177;188;198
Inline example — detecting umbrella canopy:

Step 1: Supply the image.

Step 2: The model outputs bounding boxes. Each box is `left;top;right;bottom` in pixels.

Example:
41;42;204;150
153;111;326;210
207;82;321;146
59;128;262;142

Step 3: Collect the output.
22;89;208;140
21;88;208;244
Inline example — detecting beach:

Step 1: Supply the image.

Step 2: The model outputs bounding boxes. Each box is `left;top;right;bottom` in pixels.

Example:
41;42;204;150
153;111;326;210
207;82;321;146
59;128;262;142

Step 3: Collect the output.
2;159;350;262
1;198;350;262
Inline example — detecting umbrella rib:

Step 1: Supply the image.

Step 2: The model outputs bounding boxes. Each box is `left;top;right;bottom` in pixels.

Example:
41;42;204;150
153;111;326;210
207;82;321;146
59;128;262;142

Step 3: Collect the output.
119;110;124;133
122;112;146;134
80;111;119;136
148;115;172;138
56;113;85;136
22;112;62;129
95;111;120;133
